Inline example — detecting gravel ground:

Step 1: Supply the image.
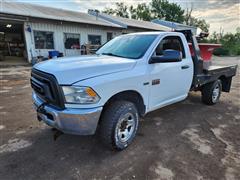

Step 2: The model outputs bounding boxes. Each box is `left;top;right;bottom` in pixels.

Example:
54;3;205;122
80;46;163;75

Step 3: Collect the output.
0;56;239;180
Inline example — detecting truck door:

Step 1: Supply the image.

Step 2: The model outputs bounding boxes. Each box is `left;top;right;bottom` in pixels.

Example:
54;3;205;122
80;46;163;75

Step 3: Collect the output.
148;35;193;111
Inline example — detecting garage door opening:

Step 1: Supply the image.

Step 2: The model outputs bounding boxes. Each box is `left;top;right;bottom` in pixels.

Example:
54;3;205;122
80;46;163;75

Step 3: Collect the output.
0;21;28;65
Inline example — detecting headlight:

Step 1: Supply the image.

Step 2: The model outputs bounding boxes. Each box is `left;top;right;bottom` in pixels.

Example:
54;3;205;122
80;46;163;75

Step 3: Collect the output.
62;86;100;104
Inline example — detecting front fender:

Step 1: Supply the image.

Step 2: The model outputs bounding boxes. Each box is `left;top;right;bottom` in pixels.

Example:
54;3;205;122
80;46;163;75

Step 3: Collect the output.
65;67;149;110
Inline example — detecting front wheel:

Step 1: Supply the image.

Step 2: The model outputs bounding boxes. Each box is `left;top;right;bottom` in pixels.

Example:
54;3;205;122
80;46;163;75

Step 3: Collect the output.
100;101;139;150
201;80;222;105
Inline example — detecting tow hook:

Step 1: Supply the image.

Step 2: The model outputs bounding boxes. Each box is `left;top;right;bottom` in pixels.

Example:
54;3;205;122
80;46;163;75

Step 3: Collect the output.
37;102;46;114
36;103;64;141
52;128;64;141
36;103;46;122
37;115;42;122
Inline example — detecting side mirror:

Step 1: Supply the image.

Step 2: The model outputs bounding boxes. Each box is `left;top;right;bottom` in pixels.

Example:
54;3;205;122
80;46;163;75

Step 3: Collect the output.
149;50;182;64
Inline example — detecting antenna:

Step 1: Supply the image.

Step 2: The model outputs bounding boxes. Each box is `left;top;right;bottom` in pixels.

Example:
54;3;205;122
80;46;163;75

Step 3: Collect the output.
0;0;3;12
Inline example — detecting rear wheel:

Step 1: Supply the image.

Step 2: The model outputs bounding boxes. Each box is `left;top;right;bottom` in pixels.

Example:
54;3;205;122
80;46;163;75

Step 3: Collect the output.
201;80;222;105
100;101;139;150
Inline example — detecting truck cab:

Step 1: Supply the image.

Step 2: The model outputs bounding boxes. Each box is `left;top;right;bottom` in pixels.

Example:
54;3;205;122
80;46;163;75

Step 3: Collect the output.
147;32;193;111
31;31;237;150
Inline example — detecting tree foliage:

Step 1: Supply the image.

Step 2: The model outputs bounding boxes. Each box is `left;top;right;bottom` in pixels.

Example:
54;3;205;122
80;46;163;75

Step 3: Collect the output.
188;17;209;33
129;3;152;21
151;0;185;23
207;28;240;56
101;1;240;56
184;7;210;32
102;0;184;23
102;3;129;18
102;0;209;32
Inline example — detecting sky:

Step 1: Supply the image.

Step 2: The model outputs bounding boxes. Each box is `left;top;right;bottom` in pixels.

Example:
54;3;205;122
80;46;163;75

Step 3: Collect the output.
6;0;240;34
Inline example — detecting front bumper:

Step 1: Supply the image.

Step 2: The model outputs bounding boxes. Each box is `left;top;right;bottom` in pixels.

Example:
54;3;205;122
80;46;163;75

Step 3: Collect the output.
32;92;102;135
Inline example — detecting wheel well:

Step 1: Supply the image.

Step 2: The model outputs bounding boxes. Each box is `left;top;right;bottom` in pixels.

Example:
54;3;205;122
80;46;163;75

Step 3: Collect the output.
103;90;146;117
219;75;232;92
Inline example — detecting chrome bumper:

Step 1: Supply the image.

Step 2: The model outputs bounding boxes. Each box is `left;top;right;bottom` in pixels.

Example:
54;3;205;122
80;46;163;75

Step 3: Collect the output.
32;92;102;135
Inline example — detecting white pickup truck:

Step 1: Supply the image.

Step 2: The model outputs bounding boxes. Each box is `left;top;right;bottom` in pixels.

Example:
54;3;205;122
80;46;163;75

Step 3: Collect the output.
31;30;237;150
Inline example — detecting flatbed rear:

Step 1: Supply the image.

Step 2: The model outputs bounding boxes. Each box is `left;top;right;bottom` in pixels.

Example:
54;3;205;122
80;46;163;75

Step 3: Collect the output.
195;64;238;92
204;65;237;74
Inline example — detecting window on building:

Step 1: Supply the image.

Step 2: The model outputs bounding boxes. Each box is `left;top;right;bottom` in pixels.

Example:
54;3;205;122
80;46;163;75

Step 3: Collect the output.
88;35;101;45
107;32;113;41
34;31;54;49
64;33;80;49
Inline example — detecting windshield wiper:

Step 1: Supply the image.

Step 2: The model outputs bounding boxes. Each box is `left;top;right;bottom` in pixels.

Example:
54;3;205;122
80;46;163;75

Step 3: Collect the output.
101;53;125;58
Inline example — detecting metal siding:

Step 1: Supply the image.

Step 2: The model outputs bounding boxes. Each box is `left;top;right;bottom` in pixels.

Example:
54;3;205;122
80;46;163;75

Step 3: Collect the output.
24;22;122;61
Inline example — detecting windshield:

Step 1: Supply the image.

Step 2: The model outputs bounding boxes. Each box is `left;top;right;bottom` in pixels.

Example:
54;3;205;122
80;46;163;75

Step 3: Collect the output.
96;34;157;59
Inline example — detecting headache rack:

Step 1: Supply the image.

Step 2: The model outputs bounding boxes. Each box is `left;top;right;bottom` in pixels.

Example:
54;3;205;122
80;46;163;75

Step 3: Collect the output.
31;68;65;110
176;30;237;91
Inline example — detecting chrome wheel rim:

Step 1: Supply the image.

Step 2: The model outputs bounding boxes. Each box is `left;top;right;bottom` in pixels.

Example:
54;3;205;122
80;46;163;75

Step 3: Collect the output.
212;84;220;102
116;112;136;143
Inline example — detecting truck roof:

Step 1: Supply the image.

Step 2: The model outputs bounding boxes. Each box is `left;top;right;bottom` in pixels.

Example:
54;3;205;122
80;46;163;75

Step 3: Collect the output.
124;31;182;36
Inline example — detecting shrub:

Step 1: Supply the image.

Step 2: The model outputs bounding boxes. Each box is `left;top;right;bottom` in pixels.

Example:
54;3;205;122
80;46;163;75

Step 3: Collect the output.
213;48;230;56
207;28;240;56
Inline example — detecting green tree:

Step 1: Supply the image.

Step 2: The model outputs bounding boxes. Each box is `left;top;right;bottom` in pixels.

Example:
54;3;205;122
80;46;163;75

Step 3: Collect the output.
129;3;152;21
102;0;210;33
208;28;240;56
151;0;185;23
184;6;210;32
103;0;185;23
102;8;115;15
186;16;210;32
208;31;219;43
102;2;129;18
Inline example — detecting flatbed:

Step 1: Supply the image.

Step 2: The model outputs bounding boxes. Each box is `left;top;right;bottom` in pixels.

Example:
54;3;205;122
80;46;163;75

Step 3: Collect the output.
177;30;238;92
195;65;237;92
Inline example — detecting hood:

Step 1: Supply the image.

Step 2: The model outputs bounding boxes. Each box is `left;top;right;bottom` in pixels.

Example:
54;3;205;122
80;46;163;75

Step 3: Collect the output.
34;55;136;84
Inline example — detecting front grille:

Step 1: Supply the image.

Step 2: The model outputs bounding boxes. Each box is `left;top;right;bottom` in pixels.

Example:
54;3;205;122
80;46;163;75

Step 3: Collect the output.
31;68;65;110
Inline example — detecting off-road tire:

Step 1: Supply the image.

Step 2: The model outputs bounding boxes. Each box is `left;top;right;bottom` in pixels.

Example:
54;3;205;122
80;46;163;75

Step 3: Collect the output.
202;80;222;105
100;101;139;150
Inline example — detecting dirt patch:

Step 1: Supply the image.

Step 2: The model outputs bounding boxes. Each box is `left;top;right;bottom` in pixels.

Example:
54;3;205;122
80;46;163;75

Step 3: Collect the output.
181;128;213;155
150;163;174;180
211;125;240;179
0;139;32;153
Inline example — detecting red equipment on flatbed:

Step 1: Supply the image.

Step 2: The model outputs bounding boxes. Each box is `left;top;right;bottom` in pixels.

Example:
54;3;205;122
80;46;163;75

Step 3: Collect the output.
189;43;221;61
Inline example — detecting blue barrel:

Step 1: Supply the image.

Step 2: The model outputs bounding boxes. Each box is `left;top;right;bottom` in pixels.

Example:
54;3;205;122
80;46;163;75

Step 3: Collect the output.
48;51;59;58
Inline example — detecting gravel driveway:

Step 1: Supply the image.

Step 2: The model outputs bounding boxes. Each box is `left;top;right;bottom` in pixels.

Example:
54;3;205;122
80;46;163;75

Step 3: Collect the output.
0;56;239;180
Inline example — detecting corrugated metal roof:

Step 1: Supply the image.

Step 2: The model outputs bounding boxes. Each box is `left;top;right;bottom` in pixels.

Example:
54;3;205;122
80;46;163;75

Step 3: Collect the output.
92;13;171;31
0;2;123;28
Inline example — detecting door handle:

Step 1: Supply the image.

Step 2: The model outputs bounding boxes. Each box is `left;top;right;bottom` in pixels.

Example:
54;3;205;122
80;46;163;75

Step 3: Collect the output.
181;65;190;69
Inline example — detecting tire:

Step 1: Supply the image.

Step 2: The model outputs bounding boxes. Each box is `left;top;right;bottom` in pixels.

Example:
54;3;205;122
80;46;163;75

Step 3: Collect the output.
100;100;139;150
201;80;222;105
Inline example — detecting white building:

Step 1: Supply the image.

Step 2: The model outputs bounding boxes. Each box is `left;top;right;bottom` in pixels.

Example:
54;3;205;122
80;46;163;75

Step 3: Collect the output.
0;2;170;64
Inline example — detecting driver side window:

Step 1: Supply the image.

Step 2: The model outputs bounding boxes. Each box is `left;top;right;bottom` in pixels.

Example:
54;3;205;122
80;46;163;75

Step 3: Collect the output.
155;36;185;58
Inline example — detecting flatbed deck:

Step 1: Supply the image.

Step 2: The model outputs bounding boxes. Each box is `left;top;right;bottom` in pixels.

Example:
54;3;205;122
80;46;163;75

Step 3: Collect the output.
194;64;238;92
204;65;237;74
